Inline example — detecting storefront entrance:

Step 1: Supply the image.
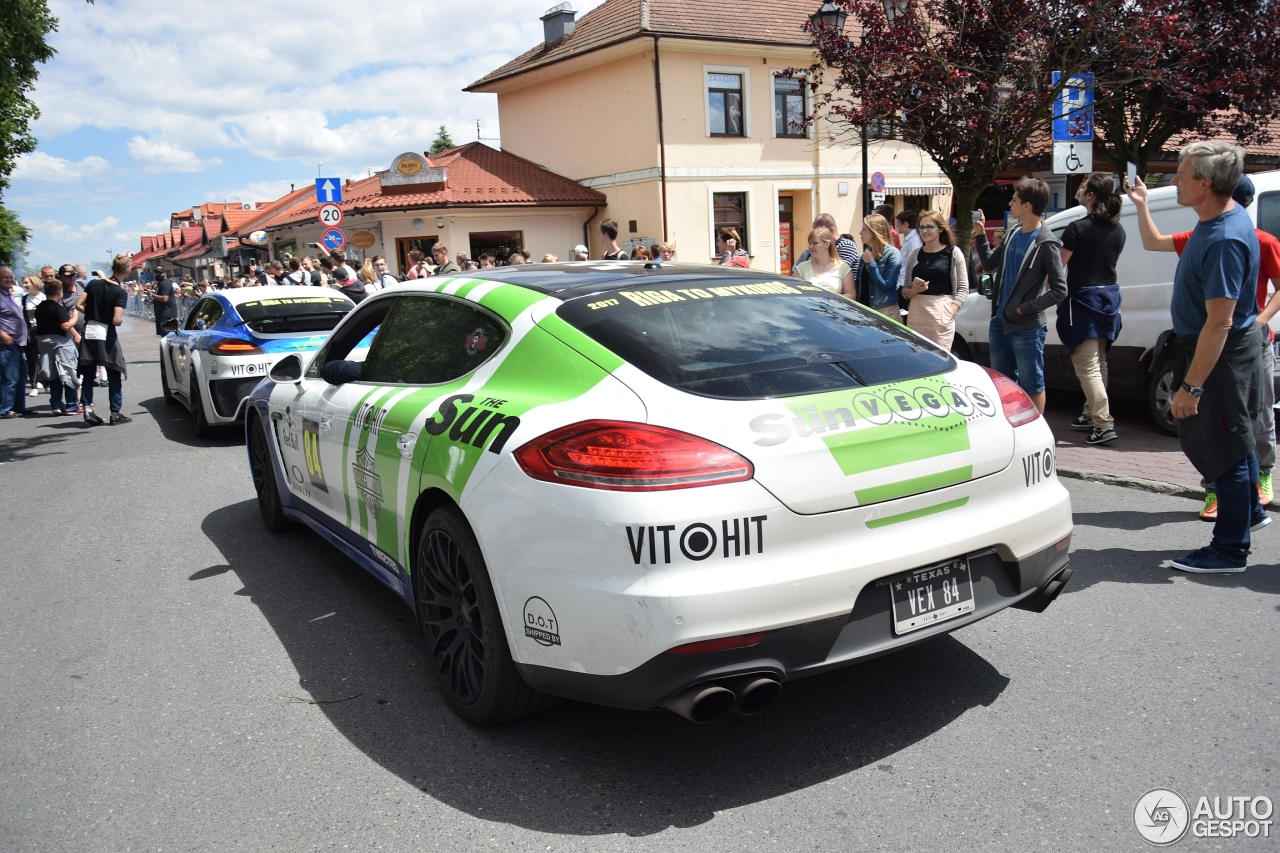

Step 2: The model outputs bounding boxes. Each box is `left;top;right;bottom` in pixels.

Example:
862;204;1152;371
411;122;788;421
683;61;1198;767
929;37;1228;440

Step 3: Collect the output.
778;195;794;276
396;236;439;275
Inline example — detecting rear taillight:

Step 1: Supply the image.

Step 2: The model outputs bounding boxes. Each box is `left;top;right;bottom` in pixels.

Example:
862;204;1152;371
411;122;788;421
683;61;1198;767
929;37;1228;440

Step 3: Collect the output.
981;367;1040;427
665;632;767;655
209;339;264;355
514;420;753;491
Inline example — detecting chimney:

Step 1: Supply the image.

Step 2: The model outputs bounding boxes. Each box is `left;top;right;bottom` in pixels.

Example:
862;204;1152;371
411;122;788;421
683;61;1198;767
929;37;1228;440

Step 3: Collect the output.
541;2;575;43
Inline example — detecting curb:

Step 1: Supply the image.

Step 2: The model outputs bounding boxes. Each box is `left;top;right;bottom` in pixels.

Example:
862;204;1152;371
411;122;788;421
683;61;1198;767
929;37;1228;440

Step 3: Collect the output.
1057;466;1202;501
1058;466;1280;513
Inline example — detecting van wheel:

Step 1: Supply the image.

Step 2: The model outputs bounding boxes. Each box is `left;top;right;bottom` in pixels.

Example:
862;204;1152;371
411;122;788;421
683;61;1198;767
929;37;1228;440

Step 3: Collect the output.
414;505;558;724
1146;369;1178;436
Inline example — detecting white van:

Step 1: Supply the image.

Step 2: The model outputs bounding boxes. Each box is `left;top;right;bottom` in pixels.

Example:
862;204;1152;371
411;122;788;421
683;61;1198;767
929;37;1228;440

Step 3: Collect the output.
952;169;1280;433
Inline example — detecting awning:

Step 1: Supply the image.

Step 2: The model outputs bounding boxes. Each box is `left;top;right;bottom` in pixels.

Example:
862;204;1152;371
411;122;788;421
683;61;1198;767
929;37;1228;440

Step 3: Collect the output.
884;178;952;195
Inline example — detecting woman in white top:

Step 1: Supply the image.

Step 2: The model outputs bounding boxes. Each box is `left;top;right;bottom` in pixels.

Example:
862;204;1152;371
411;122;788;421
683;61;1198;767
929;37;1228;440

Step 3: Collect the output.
791;227;853;295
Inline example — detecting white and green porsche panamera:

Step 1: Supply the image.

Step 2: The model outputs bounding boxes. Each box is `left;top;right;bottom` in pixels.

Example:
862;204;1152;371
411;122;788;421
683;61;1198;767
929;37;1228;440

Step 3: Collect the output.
246;263;1073;724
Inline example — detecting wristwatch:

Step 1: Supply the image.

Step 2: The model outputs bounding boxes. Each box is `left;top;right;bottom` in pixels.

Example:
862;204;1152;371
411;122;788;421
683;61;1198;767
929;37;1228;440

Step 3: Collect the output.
1181;382;1204;399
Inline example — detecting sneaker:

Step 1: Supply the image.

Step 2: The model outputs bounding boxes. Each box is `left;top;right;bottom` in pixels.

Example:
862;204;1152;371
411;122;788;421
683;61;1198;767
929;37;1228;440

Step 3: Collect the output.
1070;413;1093;430
1252;513;1271;533
0;412;18;419
26;388;37;397
1085;427;1118;445
1168;547;1246;573
1200;492;1218;521
109;413;131;425
83;410;104;426
1259;472;1273;506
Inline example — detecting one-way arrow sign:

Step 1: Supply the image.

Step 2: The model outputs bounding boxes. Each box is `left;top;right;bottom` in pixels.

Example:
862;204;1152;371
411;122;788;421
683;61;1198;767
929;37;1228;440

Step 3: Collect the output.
315;177;342;204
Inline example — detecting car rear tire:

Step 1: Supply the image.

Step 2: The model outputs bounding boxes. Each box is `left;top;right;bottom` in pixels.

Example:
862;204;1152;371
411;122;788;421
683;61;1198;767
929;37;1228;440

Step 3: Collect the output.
414;505;557;724
248;413;291;532
160;347;177;406
1146;368;1178;436
190;374;213;438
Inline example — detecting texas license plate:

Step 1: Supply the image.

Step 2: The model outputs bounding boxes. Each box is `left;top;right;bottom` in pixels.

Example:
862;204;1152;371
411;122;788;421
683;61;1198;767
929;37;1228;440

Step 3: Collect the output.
889;558;975;635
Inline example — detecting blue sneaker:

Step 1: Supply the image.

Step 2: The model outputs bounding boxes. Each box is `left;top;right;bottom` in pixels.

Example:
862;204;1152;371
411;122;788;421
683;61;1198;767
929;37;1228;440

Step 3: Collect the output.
1168;547;1246;574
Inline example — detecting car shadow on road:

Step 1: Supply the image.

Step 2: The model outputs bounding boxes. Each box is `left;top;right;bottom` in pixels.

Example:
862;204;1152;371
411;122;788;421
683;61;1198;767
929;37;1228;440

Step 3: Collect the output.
1063;546;1280;597
1072;510;1193;531
201;499;1011;837
137;395;243;448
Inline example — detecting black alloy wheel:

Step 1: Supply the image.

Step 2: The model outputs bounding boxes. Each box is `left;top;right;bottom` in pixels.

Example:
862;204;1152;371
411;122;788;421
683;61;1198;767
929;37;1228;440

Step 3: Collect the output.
1146;368;1178;436
248;414;291;532
414;506;556;724
189;373;212;438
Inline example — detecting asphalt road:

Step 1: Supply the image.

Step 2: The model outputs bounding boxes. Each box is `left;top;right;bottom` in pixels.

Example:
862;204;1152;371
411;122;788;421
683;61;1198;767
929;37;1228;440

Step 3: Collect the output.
2;319;1277;852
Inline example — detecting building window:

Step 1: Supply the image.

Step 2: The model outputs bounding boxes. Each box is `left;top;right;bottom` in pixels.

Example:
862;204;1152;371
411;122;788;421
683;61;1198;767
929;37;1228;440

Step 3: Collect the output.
468;231;523;264
713;192;748;253
396;236;439;275
774;77;807;138
707;73;745;137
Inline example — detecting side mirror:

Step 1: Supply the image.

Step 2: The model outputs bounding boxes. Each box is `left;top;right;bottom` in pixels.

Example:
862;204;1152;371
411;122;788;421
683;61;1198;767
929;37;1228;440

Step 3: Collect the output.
162;318;180;332
269;353;303;384
978;274;993;297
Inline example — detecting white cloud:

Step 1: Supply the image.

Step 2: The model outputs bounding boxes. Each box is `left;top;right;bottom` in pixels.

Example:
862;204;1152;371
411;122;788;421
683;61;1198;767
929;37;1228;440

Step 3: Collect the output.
30;0;607;176
127;136;222;172
34;216;120;242
11;152;110;182
202;179;296;207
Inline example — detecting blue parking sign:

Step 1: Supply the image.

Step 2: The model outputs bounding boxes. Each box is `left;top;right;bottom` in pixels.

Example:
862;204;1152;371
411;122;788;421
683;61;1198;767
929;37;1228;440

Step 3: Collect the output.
1052;72;1094;142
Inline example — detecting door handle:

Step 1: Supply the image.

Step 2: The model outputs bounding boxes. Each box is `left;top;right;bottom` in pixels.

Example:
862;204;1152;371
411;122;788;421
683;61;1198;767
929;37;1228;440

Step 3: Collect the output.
320;414;334;435
397;432;418;459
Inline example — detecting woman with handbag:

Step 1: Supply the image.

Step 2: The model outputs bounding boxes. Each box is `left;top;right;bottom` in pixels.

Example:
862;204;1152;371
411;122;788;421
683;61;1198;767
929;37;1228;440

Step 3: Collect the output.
901;210;970;350
75;257;131;426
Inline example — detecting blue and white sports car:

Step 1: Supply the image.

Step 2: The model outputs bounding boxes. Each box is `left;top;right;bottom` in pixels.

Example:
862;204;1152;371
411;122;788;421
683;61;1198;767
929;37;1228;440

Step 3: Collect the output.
160;285;355;436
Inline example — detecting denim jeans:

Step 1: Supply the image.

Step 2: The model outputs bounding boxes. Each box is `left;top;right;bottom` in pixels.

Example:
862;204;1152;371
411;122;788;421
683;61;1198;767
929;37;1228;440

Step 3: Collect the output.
1211;451;1261;564
0;343;27;414
48;378;69;411
989;319;1047;396
80;366;121;414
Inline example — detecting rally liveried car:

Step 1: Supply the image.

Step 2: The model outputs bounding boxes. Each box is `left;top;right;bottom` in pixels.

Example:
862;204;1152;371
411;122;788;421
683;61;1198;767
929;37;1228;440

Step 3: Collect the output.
246;263;1073;724
160;286;355;436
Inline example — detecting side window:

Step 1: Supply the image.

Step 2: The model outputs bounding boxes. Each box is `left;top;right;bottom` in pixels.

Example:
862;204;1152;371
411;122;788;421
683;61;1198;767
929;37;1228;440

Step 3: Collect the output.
307;298;394;378
445;309;507;379
186;298;222;330
773;76;806;138
361;296;503;385
1258;192;1280;243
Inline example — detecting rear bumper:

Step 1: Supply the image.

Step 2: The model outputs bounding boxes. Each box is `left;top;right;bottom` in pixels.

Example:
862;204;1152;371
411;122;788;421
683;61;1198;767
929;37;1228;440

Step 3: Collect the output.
516;538;1071;711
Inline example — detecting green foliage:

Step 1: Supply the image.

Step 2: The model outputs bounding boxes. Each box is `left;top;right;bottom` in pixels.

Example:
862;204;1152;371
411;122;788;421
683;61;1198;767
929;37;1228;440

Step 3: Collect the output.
0;203;31;267
0;0;61;191
429;125;456;155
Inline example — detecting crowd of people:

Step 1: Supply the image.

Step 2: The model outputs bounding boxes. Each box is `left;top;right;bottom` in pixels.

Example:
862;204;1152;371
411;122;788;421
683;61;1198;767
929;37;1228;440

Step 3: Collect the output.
0;255;134;424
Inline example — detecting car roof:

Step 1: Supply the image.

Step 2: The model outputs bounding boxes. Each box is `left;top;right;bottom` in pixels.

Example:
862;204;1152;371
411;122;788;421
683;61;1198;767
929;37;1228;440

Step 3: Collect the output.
403;261;793;300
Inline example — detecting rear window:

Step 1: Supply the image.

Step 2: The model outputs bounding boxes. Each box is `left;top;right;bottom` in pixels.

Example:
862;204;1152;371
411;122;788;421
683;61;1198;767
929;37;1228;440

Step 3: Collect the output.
236;294;354;332
558;281;952;399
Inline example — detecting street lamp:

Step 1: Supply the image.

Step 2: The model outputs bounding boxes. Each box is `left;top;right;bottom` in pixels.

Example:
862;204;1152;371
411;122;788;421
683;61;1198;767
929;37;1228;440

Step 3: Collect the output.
809;2;848;31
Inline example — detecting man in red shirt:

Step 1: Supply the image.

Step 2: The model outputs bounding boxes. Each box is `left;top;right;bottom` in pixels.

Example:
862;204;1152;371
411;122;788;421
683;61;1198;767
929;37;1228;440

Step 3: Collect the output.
1165;176;1280;517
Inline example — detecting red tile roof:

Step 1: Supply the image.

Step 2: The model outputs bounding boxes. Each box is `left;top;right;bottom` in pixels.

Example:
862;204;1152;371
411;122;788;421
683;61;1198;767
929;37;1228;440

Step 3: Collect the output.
221;209;259;232
202;218;224;240
180;225;204;246
265;142;606;228
467;0;835;91
232;185;316;237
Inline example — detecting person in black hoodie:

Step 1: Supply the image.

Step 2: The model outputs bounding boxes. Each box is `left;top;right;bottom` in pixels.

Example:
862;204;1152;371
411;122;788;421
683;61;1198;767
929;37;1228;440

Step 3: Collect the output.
332;266;366;304
974;178;1068;412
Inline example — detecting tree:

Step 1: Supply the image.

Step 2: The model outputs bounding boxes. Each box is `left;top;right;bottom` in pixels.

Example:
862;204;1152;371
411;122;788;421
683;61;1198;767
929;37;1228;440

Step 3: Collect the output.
429;125;456;155
807;0;1112;251
1090;0;1280;174
0;203;30;267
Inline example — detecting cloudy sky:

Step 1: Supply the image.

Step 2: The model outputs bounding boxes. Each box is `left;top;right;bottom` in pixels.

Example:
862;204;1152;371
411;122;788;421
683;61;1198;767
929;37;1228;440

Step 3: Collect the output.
7;0;605;271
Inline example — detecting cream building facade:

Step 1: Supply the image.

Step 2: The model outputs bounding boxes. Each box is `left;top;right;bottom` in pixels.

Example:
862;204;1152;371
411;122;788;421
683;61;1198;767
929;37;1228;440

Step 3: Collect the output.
467;0;952;272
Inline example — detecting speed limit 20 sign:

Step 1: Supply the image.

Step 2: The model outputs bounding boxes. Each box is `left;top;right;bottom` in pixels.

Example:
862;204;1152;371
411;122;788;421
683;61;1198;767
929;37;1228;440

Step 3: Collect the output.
317;203;344;227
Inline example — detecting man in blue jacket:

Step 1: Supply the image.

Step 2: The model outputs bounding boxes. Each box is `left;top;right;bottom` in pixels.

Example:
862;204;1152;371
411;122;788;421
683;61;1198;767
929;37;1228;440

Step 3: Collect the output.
974;178;1068;412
